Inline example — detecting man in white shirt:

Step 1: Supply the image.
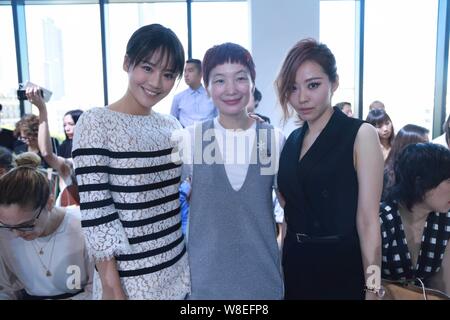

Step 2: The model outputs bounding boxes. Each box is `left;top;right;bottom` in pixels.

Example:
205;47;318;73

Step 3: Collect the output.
170;59;217;127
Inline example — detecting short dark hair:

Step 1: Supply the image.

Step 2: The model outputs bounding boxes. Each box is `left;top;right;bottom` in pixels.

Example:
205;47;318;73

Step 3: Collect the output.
126;23;185;79
202;42;255;87
0;146;13;172
386;143;450;211
334;102;351;110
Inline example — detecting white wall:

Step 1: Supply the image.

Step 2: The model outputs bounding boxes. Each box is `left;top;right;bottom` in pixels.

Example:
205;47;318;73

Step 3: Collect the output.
250;0;320;136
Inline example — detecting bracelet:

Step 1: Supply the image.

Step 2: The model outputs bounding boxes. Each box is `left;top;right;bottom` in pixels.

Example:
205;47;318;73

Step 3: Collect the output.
365;285;385;298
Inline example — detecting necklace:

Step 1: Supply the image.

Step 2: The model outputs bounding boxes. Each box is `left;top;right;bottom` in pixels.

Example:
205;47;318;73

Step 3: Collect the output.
31;233;57;277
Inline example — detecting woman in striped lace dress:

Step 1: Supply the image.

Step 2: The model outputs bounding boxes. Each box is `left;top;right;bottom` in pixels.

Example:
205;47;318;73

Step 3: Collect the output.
72;24;190;300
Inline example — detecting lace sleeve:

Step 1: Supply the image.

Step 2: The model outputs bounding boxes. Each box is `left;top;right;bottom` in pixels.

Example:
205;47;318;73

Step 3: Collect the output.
72;109;130;261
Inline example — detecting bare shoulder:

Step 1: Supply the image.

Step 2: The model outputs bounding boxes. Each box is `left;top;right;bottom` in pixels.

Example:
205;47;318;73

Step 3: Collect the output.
355;123;379;148
357;122;378;139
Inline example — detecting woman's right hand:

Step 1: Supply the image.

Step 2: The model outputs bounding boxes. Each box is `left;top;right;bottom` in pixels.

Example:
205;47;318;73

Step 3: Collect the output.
25;84;47;112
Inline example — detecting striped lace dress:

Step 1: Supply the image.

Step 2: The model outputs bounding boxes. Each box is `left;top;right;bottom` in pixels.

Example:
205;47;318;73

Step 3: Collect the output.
72;107;190;299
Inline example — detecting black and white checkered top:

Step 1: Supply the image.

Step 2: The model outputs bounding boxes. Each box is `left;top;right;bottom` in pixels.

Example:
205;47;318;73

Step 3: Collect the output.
380;201;450;282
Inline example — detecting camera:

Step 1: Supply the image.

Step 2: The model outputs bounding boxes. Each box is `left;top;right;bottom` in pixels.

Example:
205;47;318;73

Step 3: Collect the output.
17;82;52;102
17;89;43;101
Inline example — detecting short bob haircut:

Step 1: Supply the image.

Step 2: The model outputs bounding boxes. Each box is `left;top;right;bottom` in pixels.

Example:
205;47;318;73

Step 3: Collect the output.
365;109;395;145
202;42;256;87
386;143;450;211
125;23;185;79
276;38;337;121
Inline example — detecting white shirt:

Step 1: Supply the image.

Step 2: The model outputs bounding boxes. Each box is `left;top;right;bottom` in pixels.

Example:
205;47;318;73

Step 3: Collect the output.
0;207;93;299
180;117;285;191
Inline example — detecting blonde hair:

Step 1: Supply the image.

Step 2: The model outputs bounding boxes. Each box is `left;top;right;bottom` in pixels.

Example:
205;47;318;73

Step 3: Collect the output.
15;151;41;168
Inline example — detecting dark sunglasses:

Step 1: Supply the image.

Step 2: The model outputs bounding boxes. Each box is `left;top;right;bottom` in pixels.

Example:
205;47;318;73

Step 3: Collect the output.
0;206;45;232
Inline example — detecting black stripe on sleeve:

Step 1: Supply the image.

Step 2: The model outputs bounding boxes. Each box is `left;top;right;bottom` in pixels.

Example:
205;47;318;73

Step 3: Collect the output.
75;162;181;176
128;221;182;245
77;176;181;193
118;246;186;277
114;192;179;211
81;211;119;228
80;198;114;210
115;235;184;261
72;148;174;159
121;207;180;228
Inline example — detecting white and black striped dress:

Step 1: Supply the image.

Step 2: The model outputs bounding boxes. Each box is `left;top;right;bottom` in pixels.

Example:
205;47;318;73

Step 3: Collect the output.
72;107;190;300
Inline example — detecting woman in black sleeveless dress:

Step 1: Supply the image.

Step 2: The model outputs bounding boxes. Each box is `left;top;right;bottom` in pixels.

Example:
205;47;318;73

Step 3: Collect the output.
275;39;384;299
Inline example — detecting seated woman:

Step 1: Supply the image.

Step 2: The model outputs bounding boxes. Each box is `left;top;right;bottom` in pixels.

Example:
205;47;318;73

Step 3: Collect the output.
380;143;450;294
382;124;429;201
0;159;92;299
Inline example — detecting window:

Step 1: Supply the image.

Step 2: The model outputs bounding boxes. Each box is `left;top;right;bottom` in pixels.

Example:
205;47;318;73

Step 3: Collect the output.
107;2;188;115
25;4;104;137
364;0;438;133
320;0;357;111
191;1;250;64
0;4;20;128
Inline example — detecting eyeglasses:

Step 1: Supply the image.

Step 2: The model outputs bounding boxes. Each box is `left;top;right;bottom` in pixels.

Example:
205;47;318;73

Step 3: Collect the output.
0;206;45;232
19;135;35;143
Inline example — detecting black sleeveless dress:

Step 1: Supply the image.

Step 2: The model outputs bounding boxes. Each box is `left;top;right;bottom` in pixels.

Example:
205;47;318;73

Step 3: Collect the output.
278;107;365;299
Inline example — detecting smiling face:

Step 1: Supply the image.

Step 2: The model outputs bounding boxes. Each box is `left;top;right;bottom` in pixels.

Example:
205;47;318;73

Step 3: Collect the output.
124;48;177;115
206;62;253;118
288;60;338;123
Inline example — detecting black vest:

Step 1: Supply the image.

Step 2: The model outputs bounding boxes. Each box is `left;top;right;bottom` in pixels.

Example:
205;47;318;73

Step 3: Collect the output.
278;107;364;237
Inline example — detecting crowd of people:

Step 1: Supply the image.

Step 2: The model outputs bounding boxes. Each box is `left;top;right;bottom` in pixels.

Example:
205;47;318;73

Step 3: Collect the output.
0;23;449;300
